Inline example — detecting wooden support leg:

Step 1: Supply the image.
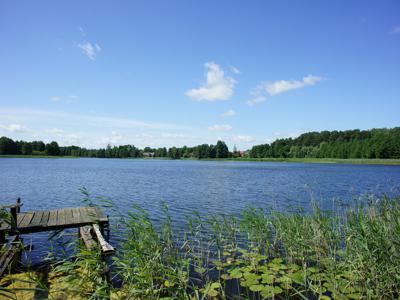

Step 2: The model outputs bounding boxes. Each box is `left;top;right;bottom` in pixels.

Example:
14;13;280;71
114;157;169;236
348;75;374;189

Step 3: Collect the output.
0;232;6;246
12;236;23;273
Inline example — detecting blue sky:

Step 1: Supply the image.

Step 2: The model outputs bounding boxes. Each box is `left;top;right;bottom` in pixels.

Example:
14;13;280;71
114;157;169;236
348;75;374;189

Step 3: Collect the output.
0;1;399;150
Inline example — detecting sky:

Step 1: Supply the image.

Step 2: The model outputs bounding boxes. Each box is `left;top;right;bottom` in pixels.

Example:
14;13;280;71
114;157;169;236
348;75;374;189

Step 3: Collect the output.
0;0;399;150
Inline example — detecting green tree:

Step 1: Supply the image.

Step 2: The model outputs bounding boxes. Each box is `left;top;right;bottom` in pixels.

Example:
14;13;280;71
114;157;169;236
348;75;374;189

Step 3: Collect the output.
45;141;60;156
215;140;229;158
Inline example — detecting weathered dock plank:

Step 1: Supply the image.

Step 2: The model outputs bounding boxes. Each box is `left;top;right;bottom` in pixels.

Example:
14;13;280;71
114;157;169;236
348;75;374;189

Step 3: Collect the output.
0;206;109;235
40;211;50;226
18;212;34;228
28;212;43;228
47;209;58;227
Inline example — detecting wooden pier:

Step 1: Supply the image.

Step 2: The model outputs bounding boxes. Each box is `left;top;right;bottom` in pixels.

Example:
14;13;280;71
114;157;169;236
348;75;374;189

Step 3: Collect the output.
0;206;109;235
0;198;114;277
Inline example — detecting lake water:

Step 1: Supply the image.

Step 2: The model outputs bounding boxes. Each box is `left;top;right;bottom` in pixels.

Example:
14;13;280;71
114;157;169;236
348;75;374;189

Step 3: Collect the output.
1;158;400;263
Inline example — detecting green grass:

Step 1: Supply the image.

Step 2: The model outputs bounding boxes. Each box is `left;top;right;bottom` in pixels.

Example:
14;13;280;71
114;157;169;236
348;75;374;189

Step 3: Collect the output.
217;157;400;165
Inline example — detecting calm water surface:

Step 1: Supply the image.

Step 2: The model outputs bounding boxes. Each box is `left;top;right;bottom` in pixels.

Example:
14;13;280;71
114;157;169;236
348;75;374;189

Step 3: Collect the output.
1;158;400;263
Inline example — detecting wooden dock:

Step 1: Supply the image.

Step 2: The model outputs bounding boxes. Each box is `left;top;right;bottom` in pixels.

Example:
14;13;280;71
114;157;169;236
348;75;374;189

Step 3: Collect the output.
0;198;114;277
0;206;109;235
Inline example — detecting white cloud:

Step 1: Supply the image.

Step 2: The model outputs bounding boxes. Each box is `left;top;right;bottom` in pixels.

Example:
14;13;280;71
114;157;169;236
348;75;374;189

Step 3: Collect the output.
0;123;29;133
262;75;323;96
101;131;122;145
51;96;61;102
78;41;101;60
245;75;323;106
390;26;400;34
208;124;232;132
246;96;266;106
230;66;241;75
185;62;236;101
46;128;64;134
233;135;255;143
222;109;236;117
69;95;79;100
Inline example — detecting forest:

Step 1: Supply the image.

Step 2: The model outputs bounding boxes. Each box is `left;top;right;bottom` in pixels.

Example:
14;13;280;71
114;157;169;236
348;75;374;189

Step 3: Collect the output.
249;127;400;159
1;127;399;160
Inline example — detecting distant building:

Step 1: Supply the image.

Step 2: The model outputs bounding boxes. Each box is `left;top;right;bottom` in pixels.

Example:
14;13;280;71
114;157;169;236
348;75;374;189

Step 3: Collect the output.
239;151;247;157
143;152;155;158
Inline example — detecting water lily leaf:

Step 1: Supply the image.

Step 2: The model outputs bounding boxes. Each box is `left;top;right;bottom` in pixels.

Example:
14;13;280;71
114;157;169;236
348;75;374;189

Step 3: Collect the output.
274;286;283;294
276;275;292;285
210;282;221;289
205;282;221;297
261;273;274;284
249;284;264;292
243;272;259;281
207;289;218;297
288;271;305;284
260;285;274;298
229;268;243;279
271;258;283;264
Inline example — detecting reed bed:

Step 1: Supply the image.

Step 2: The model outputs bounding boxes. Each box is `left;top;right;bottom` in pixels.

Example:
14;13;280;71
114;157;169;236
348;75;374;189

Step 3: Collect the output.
1;194;400;299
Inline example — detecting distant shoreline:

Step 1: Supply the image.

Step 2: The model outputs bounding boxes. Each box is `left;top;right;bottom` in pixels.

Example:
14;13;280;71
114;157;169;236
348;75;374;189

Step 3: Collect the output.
1;155;400;165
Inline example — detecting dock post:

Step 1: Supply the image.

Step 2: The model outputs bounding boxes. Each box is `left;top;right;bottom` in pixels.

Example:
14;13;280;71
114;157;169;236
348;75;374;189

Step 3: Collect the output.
10;199;19;231
16;198;21;213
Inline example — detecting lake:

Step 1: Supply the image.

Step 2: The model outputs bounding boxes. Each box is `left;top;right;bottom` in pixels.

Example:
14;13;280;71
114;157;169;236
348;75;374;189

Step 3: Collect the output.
1;158;400;263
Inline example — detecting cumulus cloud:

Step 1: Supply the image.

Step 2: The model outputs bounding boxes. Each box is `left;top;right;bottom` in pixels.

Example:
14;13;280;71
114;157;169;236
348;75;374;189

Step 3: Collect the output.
246;75;323;106
390;26;400;34
185;62;236;101
222;109;236;117
261;75;323;96
246;96;267;106
0;123;29;133
208;124;232;132
233;135;255;143
78;41;101;60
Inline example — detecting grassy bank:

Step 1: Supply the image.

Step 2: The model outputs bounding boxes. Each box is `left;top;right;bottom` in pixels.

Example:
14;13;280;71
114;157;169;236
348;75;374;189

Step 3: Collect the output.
2;195;399;299
1;154;400;165
226;157;400;165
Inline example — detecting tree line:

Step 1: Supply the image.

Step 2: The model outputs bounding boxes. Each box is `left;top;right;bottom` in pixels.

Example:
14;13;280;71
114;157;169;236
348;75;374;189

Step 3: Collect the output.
249;127;400;159
1;127;399;160
0;137;231;159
